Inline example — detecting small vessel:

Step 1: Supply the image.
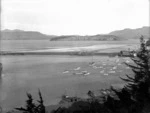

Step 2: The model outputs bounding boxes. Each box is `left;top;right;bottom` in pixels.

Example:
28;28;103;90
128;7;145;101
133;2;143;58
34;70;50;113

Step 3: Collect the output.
63;70;69;74
89;55;95;66
0;63;3;76
89;61;95;66
74;67;81;70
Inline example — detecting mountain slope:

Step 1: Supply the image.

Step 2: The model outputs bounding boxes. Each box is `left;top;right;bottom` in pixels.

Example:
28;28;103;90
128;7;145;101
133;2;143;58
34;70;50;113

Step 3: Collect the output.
1;26;149;40
1;29;56;40
109;26;150;39
50;35;120;41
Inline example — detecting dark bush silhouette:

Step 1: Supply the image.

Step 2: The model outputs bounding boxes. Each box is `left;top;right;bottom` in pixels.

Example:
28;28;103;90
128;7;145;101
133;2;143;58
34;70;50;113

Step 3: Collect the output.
15;90;46;113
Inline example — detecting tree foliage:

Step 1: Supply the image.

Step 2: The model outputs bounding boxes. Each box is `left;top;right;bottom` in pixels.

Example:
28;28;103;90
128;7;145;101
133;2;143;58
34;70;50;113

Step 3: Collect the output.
121;36;150;103
15;90;46;113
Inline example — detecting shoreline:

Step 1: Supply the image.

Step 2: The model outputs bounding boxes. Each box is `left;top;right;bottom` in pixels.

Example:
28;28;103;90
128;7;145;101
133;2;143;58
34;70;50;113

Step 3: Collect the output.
0;51;119;57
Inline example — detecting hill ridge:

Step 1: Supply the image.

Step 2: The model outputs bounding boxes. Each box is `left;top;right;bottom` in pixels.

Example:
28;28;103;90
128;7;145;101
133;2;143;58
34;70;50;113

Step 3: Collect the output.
1;26;149;40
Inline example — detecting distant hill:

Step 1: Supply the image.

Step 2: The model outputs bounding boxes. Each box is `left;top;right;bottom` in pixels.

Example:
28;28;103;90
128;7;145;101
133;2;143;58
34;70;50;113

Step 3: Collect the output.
50;35;120;41
50;26;150;41
0;29;56;40
109;26;150;39
1;26;149;40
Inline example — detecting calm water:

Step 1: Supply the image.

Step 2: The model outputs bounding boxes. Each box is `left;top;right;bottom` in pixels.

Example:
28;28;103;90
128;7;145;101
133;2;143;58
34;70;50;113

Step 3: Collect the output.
0;40;136;110
0;55;126;110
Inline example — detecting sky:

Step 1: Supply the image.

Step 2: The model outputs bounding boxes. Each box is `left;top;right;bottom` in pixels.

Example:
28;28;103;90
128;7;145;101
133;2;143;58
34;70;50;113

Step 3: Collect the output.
1;0;150;35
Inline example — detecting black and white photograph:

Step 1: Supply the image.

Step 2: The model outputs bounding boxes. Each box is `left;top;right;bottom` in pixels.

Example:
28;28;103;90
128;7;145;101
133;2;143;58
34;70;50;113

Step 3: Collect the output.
0;0;150;113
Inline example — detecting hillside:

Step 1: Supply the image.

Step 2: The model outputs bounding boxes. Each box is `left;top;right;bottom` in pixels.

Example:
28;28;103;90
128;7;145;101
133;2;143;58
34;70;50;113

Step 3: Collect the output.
1;26;149;40
0;29;56;40
109;26;150;39
50;35;120;41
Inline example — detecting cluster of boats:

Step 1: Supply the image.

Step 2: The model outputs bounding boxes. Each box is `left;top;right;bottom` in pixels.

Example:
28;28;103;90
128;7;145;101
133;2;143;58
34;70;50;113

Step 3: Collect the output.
63;66;90;76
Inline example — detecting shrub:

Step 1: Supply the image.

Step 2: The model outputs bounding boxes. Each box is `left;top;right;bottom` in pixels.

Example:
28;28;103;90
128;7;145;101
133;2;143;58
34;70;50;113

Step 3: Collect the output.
15;90;46;113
